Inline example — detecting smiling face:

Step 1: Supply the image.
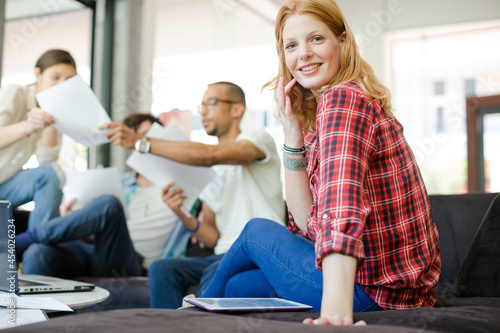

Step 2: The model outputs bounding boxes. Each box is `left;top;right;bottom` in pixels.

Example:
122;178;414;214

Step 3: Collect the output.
283;13;345;96
35;63;77;93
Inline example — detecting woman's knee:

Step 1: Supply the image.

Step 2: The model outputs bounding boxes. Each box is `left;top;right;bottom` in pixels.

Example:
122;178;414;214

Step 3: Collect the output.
243;218;280;235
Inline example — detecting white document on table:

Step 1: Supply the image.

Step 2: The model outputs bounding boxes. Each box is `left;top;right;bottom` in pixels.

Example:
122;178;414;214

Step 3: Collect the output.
0;308;48;329
36;74;111;147
126;122;215;211
0;293;72;312
65;167;128;219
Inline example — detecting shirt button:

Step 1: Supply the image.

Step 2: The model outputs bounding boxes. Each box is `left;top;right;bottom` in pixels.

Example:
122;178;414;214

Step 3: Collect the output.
322;214;328;219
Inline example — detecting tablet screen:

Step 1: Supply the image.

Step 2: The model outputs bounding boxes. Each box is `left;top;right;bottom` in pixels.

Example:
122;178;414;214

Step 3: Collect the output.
183;297;313;312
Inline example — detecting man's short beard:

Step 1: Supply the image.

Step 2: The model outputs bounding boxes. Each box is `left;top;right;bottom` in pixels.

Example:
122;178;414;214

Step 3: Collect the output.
206;127;217;136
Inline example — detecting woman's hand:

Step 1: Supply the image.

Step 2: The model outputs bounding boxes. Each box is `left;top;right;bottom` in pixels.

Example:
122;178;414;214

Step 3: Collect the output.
303;315;366;326
302;253;366;326
276;77;303;148
25;108;55;135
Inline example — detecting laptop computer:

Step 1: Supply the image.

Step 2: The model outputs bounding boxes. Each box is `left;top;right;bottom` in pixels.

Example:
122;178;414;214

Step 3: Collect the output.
17;274;95;294
0;200;95;294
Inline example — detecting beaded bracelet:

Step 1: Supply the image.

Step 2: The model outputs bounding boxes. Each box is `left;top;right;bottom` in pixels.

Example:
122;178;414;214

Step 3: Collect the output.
187;218;201;233
283;144;306;155
282;153;308;171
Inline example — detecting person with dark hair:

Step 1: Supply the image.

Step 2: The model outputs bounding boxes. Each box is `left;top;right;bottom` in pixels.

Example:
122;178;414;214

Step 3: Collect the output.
202;0;441;327
123;112;161;132
100;82;285;309
0;49;77;229
17;113;179;278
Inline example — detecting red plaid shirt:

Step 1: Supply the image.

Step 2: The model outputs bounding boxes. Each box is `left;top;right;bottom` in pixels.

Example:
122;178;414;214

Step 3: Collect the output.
288;81;441;310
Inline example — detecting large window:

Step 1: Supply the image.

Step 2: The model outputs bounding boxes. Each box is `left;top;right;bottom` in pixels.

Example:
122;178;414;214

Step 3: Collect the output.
386;20;500;194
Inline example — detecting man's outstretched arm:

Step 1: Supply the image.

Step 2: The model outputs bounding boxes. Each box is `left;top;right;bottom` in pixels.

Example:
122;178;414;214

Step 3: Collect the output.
101;122;265;166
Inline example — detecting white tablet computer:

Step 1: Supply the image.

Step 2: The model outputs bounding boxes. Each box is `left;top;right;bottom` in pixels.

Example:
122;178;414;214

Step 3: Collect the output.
183;297;313;312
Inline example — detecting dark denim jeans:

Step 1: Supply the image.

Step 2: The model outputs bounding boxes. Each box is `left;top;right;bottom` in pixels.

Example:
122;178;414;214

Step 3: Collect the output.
22;195;142;278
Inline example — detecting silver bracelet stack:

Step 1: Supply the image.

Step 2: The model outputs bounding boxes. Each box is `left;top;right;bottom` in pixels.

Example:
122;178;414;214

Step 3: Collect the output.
282;144;308;171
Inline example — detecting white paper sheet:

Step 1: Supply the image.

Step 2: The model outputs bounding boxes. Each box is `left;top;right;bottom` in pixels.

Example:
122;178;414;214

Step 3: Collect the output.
65;167;129;219
36;75;111;147
126;122;215;211
0;293;72;312
0;309;48;329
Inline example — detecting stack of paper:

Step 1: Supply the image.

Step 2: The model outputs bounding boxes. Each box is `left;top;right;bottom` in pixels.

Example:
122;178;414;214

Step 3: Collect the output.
0;292;73;329
65;167;129;219
36;74;111;147
126;122;215;211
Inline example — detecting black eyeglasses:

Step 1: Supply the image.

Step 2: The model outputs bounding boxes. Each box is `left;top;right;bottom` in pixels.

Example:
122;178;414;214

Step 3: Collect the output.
197;98;238;112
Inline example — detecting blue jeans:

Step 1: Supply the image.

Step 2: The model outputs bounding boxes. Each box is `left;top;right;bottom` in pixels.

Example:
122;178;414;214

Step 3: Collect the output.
148;254;224;308
0;163;62;229
202;219;383;313
22;195;142;278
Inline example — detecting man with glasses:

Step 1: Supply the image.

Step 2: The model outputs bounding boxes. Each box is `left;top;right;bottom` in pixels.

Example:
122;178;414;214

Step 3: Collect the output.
102;82;285;308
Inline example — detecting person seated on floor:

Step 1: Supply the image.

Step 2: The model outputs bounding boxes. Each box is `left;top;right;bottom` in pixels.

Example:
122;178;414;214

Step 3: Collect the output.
0;49;77;230
202;0;441;327
16;113;179;277
100;81;285;309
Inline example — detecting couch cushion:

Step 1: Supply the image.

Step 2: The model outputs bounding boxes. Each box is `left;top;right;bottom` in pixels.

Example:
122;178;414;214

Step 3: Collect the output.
429;192;498;286
455;193;500;297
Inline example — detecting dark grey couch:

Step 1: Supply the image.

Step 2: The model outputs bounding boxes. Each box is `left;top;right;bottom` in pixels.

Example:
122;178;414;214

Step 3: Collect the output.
9;192;500;332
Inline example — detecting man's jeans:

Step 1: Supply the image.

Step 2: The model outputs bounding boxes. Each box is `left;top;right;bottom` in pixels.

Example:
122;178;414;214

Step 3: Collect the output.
148;254;224;308
202;218;383;313
0;163;62;229
22;195;143;278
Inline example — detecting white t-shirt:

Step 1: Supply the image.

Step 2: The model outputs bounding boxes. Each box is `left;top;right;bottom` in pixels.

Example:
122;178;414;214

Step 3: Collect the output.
126;185;178;269
0;84;60;184
200;128;285;255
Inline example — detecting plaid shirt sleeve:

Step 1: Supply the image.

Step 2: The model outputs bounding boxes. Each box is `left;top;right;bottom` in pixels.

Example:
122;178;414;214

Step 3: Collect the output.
311;85;377;269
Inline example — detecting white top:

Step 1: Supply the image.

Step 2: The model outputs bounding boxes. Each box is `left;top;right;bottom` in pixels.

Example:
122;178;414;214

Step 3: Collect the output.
126;185;178;269
200;128;285;255
0;84;60;184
